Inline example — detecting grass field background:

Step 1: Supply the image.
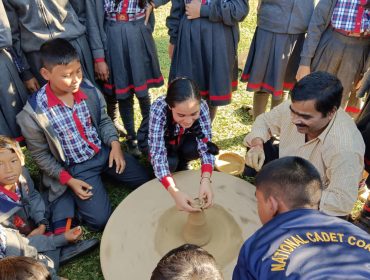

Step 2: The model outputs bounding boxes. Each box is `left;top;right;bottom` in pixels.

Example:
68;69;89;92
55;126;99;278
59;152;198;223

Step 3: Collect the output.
20;1;363;279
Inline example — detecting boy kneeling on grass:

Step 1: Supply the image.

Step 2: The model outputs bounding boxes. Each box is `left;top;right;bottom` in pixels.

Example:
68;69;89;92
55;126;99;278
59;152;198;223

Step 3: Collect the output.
16;38;151;231
0;136;98;277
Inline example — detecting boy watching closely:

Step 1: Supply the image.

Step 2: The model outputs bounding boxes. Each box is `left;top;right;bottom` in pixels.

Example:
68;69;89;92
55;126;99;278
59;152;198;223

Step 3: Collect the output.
233;157;370;280
17;38;150;231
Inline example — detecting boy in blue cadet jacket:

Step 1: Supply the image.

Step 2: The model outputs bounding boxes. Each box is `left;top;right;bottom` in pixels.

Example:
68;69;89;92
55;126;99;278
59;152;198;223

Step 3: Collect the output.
233;156;370;280
16;38;151;232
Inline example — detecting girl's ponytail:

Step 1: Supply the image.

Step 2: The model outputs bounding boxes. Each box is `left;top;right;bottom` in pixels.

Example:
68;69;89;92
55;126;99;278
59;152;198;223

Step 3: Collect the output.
190;120;219;155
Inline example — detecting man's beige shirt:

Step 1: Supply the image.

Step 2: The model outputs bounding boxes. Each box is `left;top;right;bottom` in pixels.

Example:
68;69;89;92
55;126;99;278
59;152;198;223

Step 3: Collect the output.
245;101;365;216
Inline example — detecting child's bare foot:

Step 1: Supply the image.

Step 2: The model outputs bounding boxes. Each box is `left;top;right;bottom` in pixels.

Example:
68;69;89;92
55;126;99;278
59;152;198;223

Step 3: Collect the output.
64;226;82;243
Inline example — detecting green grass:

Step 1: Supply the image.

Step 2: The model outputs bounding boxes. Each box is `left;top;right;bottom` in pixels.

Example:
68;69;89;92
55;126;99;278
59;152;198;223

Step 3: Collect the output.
21;1;364;279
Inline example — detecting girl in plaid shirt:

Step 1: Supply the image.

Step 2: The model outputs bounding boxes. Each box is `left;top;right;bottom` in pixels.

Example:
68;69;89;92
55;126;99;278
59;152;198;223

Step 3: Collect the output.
148;78;219;212
86;0;163;157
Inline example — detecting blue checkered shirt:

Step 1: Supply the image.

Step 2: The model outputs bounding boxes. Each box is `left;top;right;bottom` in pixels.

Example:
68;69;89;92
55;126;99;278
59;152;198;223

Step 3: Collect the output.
148;96;214;181
331;0;370;32
0;225;6;259
104;0;145;14
37;84;101;166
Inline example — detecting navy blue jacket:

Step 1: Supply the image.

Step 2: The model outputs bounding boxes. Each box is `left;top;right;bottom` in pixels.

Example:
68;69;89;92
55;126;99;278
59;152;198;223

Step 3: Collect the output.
233;209;370;280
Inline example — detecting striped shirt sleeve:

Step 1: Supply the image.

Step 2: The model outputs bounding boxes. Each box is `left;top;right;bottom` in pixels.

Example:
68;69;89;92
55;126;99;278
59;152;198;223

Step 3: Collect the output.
197;101;214;173
148;97;172;184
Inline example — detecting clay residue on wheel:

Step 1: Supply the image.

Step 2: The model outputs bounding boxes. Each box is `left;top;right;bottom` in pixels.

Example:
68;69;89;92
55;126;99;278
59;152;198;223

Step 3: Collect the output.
154;204;243;268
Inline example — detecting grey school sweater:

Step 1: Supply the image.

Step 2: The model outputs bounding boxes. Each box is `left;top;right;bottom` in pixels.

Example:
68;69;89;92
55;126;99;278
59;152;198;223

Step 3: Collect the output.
3;0;87;79
257;0;317;34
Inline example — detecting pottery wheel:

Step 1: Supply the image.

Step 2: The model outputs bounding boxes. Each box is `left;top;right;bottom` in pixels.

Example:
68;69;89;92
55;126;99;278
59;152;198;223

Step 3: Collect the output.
100;170;261;280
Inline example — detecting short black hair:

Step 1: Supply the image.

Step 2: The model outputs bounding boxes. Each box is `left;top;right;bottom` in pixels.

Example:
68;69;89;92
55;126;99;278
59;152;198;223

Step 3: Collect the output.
40;38;80;69
151;244;223;280
291;71;343;116
255;157;323;209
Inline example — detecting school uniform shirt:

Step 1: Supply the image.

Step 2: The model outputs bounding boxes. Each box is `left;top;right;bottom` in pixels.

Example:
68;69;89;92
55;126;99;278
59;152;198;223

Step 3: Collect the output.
149;96;214;188
245;101;365;216
331;0;370;32
233;208;370;280
37;83;102;166
104;0;145;15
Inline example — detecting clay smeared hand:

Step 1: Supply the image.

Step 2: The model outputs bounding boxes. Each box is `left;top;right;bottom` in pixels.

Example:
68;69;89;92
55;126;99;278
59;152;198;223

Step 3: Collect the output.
185;0;201;19
109;141;126;174
296;65;310;81
199;179;213;209
245;145;265;172
169;189;202;212
64;226;83;243
27;224;46;237
67;178;93;200
94;61;110;82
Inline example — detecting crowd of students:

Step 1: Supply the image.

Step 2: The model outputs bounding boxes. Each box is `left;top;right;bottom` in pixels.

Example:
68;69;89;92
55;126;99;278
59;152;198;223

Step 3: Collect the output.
0;0;369;279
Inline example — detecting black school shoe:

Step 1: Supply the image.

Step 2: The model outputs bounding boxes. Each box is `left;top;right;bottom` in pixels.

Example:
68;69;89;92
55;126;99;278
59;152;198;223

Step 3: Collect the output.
59;238;99;266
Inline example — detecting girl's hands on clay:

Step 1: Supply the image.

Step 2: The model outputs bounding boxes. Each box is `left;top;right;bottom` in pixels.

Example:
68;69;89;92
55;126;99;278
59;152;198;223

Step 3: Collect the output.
27;224;46;237
169;187;201;212
199;178;213;209
186;0;201;19
64;226;82;243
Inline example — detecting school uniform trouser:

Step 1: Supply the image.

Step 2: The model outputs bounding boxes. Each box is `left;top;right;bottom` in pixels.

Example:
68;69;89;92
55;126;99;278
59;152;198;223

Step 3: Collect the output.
167;133;200;172
50;145;151;231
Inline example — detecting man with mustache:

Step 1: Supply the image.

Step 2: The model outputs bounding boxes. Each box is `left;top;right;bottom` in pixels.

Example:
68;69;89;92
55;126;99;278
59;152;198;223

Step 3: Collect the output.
243;71;365;218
